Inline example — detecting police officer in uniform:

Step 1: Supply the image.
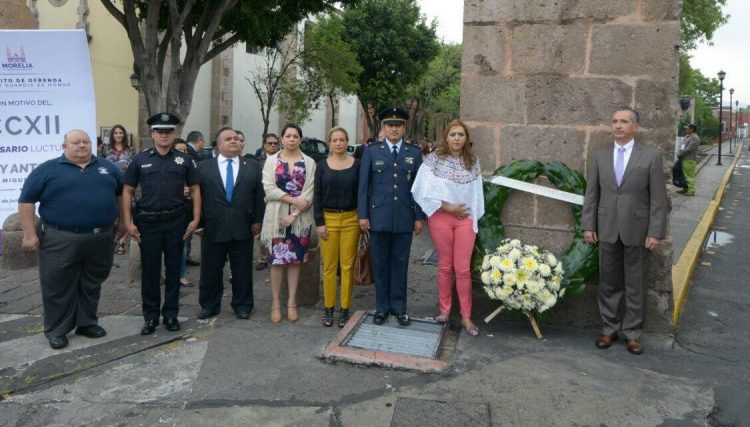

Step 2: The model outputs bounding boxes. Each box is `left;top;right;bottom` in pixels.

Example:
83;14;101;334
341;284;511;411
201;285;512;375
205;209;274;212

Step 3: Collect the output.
358;107;425;326
122;113;201;335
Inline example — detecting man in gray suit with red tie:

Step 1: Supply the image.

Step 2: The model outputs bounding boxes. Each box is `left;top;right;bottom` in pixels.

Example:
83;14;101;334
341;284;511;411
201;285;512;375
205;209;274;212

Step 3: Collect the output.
196;127;265;320
582;107;668;355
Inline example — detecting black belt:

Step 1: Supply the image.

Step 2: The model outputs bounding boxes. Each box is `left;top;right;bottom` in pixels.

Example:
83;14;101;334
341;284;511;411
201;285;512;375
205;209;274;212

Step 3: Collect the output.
136;206;187;222
43;221;112;234
323;208;356;213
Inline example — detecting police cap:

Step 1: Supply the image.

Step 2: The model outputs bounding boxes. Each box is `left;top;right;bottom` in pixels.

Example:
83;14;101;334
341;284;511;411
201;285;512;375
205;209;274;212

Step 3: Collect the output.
147;112;181;130
378;107;409;125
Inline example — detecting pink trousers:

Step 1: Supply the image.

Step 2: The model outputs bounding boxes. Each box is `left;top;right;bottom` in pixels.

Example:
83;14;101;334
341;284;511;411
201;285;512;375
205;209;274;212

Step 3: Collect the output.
427;210;476;318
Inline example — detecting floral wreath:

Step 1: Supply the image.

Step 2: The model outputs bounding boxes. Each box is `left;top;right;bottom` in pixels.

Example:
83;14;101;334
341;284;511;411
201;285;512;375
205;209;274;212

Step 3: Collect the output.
472;159;598;297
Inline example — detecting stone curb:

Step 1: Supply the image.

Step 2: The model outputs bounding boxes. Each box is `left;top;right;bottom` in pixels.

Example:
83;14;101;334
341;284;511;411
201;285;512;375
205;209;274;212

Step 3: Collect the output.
671;145;743;325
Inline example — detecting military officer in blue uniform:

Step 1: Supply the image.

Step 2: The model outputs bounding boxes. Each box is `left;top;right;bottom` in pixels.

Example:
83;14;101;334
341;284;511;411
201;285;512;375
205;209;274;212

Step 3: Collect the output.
122;113;202;335
358;107;426;326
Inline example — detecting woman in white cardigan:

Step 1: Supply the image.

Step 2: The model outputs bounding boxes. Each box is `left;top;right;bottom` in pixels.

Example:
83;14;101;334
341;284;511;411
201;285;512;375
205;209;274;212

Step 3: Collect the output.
261;124;316;323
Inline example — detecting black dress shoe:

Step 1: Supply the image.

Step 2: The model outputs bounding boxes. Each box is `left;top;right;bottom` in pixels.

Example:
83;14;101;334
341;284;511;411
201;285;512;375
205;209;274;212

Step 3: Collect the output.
75;325;107;338
397;313;411;326
48;335;68;349
197;308;219;319
235;310;251;320
186;258;200;266
164;317;181;332
141;319;158;335
373;312;387;325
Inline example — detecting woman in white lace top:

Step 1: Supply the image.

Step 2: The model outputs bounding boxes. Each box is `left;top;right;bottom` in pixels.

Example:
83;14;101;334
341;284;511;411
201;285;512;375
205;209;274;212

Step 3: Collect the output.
412;119;484;336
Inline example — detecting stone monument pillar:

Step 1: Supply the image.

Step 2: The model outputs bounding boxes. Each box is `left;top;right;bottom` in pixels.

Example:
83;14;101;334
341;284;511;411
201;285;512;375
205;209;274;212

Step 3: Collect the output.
0;0;39;28
462;1;680;331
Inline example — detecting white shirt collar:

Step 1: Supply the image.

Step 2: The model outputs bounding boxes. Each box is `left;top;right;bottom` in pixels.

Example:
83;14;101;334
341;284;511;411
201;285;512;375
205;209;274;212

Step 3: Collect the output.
386;139;403;152
614;139;634;152
217;153;238;163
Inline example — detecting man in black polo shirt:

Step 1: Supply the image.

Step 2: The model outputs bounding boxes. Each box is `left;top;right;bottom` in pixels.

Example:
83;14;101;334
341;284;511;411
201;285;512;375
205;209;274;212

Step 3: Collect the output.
19;129;125;349
122;113;201;335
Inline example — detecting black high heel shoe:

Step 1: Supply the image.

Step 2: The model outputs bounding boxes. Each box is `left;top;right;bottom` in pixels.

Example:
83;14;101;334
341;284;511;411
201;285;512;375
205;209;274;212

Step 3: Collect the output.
322;307;335;327
337;308;350;328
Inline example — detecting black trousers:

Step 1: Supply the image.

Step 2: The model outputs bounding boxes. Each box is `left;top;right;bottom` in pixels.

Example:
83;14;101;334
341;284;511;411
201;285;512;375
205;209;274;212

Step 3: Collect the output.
138;214;187;321
199;238;255;313
38;225;114;338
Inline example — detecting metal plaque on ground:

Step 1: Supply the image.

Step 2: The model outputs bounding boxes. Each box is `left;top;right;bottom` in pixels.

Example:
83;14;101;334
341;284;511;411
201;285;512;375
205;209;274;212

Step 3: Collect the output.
323;310;450;372
344;313;444;358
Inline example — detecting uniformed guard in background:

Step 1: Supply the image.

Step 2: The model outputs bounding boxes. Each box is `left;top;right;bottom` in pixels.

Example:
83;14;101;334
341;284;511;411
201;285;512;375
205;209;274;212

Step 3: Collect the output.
122;113;201;335
358;107;426;326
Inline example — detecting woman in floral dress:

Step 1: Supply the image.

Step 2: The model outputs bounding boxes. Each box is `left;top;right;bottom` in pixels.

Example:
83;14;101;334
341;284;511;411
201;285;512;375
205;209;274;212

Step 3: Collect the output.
261;124;316;323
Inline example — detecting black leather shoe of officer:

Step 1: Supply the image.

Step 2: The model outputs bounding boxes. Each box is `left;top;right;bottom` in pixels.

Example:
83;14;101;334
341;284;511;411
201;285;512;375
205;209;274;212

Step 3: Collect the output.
235;310;251;320
141;319;158;335
197;308;219;320
75;324;107;338
185;258;201;266
48;335;68;349
397;313;411;326
373;312;387;325
164;317;180;332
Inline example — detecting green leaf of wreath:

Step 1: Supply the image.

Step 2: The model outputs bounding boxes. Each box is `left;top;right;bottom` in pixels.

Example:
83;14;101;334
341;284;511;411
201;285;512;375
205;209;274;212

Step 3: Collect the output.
472;159;597;297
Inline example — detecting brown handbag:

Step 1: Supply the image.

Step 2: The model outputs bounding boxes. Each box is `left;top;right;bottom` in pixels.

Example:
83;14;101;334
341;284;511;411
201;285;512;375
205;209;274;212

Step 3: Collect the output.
353;233;373;285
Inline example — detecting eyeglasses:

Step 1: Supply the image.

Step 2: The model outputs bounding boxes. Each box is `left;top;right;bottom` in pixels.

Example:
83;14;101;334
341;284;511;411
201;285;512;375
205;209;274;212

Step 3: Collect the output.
266;141;279;146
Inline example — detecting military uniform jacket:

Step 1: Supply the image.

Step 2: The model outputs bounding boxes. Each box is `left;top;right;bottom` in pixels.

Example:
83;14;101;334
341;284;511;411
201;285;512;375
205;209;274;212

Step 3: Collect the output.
358;141;426;233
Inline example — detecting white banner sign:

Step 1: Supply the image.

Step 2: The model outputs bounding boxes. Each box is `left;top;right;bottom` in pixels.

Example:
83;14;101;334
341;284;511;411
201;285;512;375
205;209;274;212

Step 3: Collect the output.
0;29;96;227
488;175;585;206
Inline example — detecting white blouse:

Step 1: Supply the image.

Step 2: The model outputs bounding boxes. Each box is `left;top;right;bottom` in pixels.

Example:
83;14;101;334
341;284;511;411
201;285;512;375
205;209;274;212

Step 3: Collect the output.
411;152;485;233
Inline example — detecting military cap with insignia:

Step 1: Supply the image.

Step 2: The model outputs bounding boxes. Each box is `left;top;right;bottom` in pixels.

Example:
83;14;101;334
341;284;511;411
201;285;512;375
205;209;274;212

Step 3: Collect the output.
147;112;181;130
378;107;409;125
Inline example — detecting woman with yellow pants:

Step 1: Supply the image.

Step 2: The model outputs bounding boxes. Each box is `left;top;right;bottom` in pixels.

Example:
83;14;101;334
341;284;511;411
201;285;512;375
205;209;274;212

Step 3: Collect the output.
314;127;361;327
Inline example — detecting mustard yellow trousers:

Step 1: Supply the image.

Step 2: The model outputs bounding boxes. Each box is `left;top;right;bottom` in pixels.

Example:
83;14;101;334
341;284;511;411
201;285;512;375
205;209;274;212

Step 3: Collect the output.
320;210;360;309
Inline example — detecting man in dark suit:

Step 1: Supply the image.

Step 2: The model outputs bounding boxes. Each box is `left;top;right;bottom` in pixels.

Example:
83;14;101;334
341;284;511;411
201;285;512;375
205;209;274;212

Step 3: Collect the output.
196;127;265;319
358;107;426;326
185;131;205;162
582;107;668;355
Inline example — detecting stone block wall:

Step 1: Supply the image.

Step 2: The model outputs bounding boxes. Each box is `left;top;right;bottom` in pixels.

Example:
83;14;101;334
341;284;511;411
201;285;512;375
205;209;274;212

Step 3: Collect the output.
462;0;680;331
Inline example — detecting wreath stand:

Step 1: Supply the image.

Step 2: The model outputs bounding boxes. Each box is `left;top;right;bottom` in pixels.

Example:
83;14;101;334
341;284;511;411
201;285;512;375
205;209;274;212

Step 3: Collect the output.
484;306;543;340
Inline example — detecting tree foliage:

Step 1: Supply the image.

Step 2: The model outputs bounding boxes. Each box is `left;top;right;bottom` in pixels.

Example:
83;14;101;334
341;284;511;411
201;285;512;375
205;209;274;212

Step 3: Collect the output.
301;14;363;127
681;0;729;50
246;42;305;139
100;0;358;125
405;43;461;141
338;0;440;135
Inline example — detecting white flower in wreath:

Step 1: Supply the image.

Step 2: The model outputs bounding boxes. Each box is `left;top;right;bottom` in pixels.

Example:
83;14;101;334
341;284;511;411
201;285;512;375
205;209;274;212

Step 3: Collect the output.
509;248;522;261
538;263;552;277
490;269;502;285
515;269;529;288
481;272;491;285
494;287;512;301
559;288;567;298
526;279;543;295
510;239;521;247
549;276;561;291
539;289;557;309
502;272;516;287
498;243;509;252
521;256;538;272
499;257;514;272
521;294;535;311
481;257;490;270
489;256;502;269
547;253;558;267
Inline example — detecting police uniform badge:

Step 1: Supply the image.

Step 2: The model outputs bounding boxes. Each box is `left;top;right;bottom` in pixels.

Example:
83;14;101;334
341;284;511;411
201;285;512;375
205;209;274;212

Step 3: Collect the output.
161;113;171;122
98;167;109;174
175;156;184;165
404;157;414;164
